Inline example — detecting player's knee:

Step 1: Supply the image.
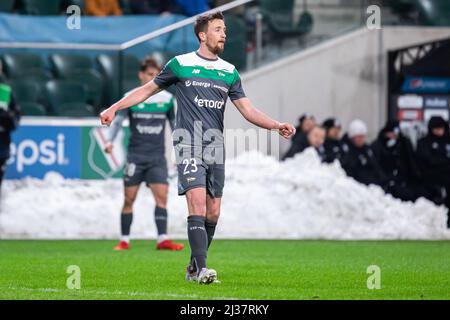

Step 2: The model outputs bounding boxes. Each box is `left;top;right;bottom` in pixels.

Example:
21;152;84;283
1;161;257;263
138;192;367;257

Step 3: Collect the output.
124;195;136;208
189;197;206;214
207;208;220;223
155;194;167;208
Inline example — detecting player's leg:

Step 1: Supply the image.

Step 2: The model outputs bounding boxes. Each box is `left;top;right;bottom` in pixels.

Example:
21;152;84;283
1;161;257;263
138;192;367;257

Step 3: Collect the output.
148;183;184;250
114;162;143;250
185;187;217;284
113;185;139;250
205;195;221;249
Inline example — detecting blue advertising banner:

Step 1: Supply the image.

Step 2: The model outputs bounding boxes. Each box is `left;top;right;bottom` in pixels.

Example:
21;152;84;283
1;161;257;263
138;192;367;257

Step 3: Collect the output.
6;125;81;179
402;77;450;94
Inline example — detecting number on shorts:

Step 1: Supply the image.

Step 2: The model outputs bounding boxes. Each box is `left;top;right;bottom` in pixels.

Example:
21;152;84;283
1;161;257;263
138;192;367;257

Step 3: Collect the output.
182;158;198;175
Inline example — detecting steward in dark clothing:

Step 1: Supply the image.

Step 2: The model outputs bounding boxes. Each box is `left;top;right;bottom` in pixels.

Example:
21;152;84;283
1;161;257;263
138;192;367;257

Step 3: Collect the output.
341;134;387;187
416;116;450;227
0;76;20;188
371;121;425;202
322;118;345;163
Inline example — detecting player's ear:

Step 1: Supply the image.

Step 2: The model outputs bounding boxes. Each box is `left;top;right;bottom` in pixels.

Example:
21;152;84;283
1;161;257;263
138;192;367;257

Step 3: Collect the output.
199;31;207;42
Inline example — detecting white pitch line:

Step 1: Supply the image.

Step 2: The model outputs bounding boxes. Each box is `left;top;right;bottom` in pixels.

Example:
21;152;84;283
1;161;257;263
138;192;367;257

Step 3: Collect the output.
2;286;242;300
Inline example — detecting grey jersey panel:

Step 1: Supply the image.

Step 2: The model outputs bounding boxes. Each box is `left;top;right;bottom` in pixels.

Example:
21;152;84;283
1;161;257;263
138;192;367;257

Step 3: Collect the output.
108;90;175;162
154;51;245;147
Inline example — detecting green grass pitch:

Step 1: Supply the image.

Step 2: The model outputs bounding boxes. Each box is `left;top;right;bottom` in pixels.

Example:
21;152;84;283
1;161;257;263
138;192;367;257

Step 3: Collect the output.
0;240;449;300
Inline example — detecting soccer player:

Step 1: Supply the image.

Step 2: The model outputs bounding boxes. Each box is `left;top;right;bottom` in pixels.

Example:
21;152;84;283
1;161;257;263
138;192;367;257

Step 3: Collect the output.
105;57;184;251
100;12;295;284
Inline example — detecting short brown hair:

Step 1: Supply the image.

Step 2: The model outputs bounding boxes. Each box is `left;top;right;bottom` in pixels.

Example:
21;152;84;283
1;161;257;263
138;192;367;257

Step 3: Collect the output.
194;11;224;43
139;56;160;72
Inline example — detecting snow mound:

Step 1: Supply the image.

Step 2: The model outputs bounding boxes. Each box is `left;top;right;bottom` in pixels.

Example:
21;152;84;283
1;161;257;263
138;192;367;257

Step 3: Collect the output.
1;148;449;240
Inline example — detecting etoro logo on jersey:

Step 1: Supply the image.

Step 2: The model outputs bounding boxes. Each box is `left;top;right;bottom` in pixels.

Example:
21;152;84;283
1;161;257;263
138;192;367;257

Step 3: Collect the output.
194;95;224;109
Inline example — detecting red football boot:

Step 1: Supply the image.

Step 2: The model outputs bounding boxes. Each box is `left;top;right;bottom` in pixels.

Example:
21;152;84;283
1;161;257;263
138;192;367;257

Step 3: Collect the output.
156;239;184;251
113;241;129;251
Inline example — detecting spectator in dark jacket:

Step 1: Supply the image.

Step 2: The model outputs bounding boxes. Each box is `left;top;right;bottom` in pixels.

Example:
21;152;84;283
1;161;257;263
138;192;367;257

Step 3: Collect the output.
322;117;344;163
282;113;316;160
341;119;387;187
371;120;425;202
0;61;20;191
416;116;450;227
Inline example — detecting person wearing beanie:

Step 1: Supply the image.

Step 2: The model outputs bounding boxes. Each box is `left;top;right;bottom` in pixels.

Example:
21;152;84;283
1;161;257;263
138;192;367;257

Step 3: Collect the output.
416;116;450;228
322;117;344;163
340;119;387;187
371;120;424;202
282;113;316;160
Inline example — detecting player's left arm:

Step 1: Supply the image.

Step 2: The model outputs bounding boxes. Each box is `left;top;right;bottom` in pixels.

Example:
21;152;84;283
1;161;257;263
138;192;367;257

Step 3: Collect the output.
232;97;296;139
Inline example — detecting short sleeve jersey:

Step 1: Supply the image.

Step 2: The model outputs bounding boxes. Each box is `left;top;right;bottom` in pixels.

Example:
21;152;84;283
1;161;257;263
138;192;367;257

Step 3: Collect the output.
154;51;245;146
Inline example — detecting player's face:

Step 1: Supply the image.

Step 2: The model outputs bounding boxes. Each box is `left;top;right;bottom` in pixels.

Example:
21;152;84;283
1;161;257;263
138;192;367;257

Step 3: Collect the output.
205;19;226;55
138;66;160;85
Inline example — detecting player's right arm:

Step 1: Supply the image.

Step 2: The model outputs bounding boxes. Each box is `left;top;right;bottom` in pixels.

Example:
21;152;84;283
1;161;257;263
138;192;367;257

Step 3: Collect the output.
104;110;127;154
100;80;161;126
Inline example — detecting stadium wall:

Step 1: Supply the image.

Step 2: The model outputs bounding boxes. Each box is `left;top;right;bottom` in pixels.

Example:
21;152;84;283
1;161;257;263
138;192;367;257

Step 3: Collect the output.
225;26;450;157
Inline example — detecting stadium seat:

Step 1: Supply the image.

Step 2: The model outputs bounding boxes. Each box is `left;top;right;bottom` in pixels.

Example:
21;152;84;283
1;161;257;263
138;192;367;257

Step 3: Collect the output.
9;79;49;116
19;0;62;15
221;15;247;71
45;80;92;116
49;54;94;78
96;54;140;104
2;53;51;79
260;0;313;47
49;54;104;110
9;79;42;103
415;0;450;26
0;0;15;12
64;69;104;111
57;103;96;117
19;102;47;116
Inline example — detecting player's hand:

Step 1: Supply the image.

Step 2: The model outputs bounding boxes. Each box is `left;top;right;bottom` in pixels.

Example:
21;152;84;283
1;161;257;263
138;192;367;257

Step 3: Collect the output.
278;123;296;139
104;142;113;154
100;107;116;126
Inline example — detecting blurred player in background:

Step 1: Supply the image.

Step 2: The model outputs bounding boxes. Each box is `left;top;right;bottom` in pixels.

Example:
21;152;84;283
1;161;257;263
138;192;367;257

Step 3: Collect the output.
105;57;184;251
0;60;20;196
101;12;295;284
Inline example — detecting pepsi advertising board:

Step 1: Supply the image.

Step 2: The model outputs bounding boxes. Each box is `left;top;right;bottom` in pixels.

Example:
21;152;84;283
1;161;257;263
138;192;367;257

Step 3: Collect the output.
5;125;82;179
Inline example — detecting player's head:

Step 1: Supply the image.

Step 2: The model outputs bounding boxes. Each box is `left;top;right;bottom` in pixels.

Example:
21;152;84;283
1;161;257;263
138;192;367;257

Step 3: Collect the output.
194;11;226;55
138;56;161;85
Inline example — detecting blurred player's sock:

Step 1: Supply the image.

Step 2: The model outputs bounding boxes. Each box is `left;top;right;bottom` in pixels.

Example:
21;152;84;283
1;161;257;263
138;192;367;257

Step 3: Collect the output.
205;220;217;249
187;215;208;271
154;206;168;241
120;212;133;243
